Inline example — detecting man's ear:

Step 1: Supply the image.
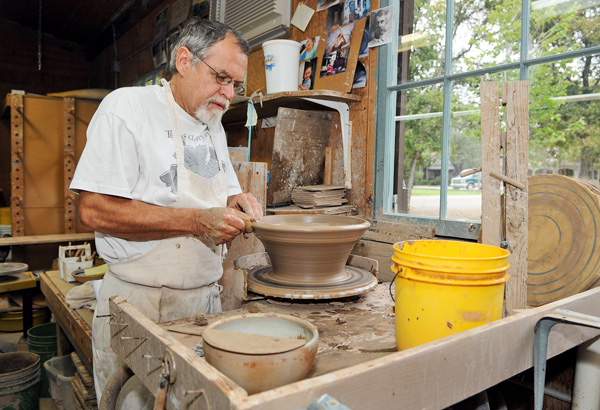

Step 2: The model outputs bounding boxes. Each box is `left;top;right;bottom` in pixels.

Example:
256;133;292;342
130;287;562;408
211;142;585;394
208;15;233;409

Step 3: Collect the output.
175;46;194;76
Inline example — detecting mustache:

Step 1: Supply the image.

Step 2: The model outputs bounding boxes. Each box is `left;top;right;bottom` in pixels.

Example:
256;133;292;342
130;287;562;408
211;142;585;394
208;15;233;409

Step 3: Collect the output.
205;97;230;111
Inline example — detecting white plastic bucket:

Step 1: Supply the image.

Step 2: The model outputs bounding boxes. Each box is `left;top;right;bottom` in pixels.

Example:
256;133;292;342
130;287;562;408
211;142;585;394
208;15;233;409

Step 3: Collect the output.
262;40;301;94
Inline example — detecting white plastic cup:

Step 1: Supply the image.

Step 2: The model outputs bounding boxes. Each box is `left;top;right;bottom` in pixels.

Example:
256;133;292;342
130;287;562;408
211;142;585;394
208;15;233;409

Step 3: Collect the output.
262;40;301;94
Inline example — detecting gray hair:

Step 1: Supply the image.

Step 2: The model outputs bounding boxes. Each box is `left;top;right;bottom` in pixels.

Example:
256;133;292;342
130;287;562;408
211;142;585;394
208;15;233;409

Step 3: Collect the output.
168;18;250;73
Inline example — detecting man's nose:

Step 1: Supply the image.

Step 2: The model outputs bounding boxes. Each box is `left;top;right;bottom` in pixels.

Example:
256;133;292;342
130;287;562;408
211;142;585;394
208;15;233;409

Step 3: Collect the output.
220;82;235;100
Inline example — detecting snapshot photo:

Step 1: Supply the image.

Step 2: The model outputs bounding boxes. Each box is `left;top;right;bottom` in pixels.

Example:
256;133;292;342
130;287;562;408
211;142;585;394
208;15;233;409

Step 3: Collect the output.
352;61;367;89
359;16;370;58
325;4;344;31
320;47;350;78
298;58;318;90
299;36;320;61
344;0;372;24
368;6;394;48
317;0;341;12
324;23;355;55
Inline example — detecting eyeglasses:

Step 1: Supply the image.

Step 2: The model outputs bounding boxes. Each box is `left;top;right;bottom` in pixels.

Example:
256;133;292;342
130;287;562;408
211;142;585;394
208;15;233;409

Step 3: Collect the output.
199;59;246;95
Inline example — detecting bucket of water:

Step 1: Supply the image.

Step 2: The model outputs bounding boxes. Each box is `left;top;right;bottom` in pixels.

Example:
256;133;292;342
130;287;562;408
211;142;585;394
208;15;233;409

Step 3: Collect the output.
391;240;510;350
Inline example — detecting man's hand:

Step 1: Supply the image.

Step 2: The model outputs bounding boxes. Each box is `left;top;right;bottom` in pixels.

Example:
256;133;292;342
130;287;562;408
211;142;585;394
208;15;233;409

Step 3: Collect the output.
227;193;263;222
195;207;251;245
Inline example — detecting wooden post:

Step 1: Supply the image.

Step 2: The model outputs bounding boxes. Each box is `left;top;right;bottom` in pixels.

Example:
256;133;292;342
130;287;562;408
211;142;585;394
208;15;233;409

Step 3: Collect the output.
220;161;267;310
64;98;76;234
10;94;25;237
503;81;529;313
480;82;502;246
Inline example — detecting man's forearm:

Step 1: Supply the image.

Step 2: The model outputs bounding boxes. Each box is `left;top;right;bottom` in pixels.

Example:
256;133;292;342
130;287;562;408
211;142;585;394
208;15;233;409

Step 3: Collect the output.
78;191;199;241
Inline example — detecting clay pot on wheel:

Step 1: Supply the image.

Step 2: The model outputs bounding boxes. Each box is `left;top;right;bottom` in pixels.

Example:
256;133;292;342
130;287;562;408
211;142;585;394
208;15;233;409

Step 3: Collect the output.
252;215;370;285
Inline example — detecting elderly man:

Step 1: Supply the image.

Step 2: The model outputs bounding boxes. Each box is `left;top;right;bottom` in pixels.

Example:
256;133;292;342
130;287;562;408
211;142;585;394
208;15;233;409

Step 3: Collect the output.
70;18;262;403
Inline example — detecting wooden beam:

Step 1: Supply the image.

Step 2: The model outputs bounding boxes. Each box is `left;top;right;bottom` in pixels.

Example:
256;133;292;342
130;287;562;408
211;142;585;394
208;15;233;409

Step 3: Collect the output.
480;82;502;246
10;93;25;236
0;233;94;246
503;81;529;313
64;98;77;234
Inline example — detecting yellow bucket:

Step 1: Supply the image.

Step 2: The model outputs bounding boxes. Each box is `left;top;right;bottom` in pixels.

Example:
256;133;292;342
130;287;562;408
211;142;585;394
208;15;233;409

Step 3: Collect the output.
391;240;510;350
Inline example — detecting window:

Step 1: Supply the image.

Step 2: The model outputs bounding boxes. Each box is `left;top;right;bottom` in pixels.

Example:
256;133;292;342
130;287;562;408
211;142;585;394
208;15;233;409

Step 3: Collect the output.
375;0;600;239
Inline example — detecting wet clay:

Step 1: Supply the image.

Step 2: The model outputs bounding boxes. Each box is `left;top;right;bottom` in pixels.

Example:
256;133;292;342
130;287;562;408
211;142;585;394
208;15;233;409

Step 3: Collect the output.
252;215;370;285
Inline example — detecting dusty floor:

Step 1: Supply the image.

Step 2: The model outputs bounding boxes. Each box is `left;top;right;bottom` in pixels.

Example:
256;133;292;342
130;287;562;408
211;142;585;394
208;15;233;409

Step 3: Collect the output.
0;330;59;410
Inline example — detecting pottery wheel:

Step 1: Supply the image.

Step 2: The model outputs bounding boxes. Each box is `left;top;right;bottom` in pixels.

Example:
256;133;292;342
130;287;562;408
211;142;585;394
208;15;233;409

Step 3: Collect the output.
0;262;28;277
247;265;377;300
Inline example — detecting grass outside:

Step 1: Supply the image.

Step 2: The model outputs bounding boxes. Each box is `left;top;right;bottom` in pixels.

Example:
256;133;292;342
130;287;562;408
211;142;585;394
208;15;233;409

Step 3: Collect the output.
412;187;482;196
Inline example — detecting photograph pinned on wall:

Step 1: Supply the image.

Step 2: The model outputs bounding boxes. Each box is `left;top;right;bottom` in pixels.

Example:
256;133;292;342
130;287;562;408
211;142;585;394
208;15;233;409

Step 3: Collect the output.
359;17;369;58
343;0;371;24
320;47;350;78
317;0;341;12
299;36;320;61
325;23;355;54
298;58;318;90
320;23;354;78
352;61;367;89
368;6;394;48
313;16;365;92
325;3;344;31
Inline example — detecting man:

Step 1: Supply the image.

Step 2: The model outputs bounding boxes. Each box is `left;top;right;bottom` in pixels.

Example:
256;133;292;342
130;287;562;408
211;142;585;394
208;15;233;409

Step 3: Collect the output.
70;18;262;404
368;6;393;47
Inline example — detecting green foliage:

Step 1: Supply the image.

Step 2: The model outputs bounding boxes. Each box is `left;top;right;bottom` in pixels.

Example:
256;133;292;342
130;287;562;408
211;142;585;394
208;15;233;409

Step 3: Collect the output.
400;0;600;188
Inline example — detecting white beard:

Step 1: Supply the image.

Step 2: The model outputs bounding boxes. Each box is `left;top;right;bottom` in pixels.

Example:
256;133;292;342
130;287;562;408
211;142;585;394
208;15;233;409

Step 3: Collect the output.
195;97;229;127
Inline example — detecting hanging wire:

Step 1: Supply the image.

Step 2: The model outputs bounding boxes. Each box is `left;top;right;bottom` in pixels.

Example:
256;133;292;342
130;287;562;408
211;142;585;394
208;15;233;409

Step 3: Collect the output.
37;0;43;70
112;24;119;88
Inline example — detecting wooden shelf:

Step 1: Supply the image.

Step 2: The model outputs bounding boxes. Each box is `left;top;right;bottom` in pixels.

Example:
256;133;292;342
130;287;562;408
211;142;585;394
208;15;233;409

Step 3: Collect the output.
223;90;361;124
0;233;94;246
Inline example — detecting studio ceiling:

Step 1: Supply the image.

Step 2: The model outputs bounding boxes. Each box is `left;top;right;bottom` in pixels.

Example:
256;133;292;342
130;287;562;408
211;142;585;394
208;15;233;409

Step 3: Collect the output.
0;0;165;59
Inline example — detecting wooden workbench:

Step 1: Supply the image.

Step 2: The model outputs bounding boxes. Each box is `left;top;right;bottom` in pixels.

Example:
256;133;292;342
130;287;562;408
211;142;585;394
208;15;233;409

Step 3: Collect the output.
40;270;94;374
109;285;600;410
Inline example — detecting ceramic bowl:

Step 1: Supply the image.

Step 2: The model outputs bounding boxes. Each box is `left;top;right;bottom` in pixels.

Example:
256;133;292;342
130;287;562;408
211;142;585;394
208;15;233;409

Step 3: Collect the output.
202;313;318;394
251;215;370;285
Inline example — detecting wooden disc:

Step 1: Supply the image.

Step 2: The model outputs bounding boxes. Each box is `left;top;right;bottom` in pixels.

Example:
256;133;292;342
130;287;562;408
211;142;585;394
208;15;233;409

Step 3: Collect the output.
528;174;600;306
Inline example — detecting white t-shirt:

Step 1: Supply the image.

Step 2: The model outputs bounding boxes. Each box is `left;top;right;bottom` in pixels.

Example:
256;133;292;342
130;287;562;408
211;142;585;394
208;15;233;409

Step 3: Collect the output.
70;84;242;263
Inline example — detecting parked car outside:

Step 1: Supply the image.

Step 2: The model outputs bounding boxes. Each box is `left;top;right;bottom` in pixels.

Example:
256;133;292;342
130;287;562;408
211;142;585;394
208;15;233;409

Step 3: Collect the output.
450;170;482;190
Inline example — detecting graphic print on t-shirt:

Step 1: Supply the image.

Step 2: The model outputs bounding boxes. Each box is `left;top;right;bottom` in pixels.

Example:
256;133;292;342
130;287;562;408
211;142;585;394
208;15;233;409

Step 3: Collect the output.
159;130;225;194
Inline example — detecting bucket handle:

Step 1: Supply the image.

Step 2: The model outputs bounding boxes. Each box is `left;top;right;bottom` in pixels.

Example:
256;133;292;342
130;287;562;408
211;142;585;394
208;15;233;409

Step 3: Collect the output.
389;266;402;302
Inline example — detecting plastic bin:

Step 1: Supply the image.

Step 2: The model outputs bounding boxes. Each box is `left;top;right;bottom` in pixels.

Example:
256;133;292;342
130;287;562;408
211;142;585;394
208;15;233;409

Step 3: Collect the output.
43;355;76;410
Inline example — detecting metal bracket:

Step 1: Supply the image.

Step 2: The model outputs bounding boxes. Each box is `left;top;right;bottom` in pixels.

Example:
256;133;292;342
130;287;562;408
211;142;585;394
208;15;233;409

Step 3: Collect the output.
533;309;600;410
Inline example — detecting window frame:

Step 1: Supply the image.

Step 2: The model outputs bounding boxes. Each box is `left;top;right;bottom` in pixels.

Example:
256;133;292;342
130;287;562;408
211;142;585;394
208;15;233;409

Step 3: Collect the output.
374;0;600;239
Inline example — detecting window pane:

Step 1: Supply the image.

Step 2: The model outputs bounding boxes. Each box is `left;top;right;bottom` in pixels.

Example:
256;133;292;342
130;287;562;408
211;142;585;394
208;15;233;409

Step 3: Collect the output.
529;57;600;180
394;85;443;216
448;78;483;221
398;0;446;84
453;0;521;74
530;0;600;59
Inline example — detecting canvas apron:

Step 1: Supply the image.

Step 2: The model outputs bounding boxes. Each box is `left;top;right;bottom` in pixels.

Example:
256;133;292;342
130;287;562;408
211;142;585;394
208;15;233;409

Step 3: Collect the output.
92;81;228;399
